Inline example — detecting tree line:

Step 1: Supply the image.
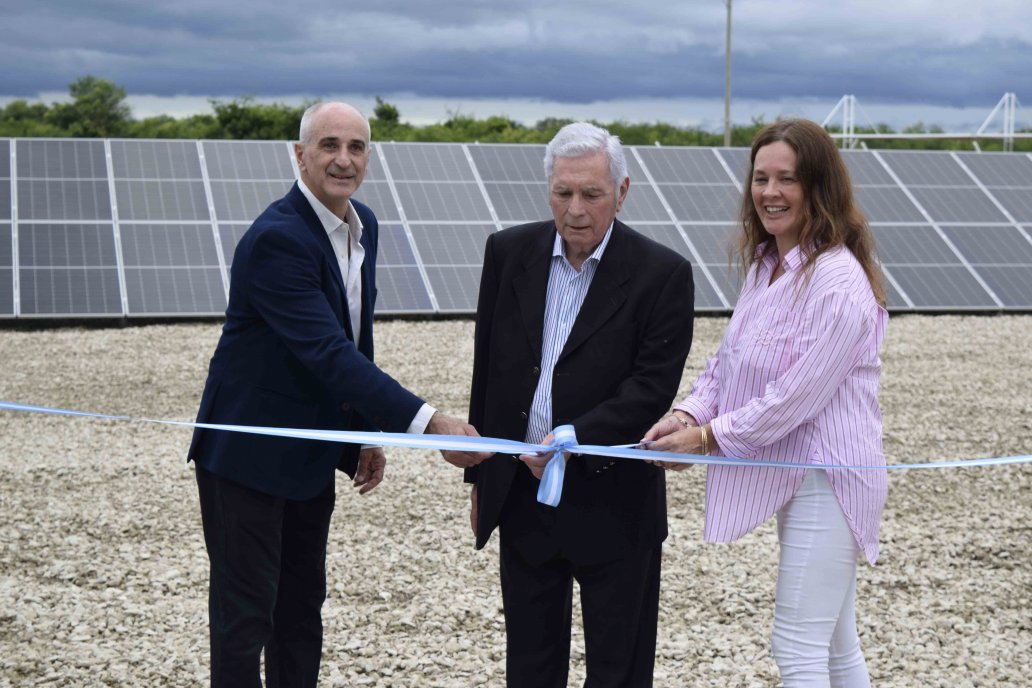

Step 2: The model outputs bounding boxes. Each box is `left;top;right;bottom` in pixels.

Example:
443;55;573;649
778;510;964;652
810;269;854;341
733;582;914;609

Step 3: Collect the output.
1;76;1027;152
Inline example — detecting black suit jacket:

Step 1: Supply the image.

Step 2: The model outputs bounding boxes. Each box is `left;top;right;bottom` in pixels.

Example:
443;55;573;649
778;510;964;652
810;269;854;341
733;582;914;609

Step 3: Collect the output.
187;183;424;500
465;220;695;565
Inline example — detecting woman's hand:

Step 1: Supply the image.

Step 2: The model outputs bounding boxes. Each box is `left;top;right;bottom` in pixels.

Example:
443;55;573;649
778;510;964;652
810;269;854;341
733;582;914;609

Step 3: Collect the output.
644;413;701;472
642;412;696;443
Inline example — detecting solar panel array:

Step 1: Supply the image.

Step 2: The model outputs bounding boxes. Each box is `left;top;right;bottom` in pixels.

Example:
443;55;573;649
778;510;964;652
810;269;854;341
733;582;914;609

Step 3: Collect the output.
3;138;1032;318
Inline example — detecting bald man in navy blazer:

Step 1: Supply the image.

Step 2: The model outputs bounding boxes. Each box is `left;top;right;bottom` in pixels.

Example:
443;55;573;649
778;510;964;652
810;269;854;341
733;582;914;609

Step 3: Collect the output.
188;102;487;688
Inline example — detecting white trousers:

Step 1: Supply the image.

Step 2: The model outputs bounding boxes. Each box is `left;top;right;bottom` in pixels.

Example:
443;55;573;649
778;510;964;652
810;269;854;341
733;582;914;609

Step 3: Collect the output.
772;470;871;688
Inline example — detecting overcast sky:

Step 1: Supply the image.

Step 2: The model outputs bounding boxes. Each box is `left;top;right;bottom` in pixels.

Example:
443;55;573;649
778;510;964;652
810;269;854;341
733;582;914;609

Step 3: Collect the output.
2;0;1030;130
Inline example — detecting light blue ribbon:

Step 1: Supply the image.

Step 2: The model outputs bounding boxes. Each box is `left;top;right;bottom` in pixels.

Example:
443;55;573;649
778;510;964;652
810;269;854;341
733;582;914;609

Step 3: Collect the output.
2;400;1031;508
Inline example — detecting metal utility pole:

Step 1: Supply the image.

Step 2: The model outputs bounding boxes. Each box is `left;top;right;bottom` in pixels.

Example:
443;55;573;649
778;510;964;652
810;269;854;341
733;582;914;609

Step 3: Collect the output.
723;0;732;147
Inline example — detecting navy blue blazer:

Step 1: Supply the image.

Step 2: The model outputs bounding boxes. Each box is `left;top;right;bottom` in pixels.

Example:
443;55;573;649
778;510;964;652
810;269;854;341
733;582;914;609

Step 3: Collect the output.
188;183;424;500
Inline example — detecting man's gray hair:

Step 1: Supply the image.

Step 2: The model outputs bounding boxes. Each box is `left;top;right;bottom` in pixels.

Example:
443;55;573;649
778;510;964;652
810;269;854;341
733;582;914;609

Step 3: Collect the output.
298;102;371;144
544;122;628;188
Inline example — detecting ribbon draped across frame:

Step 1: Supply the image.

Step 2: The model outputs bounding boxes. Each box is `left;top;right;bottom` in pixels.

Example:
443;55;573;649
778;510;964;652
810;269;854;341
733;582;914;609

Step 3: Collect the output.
2;400;1031;507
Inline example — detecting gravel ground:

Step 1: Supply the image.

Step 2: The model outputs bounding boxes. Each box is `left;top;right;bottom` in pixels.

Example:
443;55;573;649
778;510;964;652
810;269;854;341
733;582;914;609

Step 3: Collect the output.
0;315;1030;687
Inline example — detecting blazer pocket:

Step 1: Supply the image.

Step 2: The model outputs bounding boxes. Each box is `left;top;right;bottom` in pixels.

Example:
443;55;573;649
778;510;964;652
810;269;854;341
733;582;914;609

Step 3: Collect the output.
252;386;318;422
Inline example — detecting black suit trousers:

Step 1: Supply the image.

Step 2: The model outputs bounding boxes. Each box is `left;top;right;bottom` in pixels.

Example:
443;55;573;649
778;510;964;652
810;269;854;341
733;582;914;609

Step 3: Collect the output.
196;465;335;688
499;528;662;688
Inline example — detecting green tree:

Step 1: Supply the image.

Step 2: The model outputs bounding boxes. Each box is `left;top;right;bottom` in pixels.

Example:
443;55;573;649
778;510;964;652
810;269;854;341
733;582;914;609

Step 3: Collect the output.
46;76;132;137
210;97;307;140
0;100;63;137
373;96;400;126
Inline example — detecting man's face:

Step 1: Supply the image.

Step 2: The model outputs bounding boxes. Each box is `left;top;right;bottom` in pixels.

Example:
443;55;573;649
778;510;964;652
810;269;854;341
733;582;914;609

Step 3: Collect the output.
294;104;370;216
549;152;629;267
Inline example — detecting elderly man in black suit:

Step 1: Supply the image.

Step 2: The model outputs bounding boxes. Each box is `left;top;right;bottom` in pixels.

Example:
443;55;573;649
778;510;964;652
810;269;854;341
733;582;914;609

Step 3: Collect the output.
458;122;695;687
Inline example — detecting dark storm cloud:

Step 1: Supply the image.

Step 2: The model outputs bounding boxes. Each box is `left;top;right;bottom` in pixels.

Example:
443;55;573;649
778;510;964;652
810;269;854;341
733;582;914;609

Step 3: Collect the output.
1;1;1029;109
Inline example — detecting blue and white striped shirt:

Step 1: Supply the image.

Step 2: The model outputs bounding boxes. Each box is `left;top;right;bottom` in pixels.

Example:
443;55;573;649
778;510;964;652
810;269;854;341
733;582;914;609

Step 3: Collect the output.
525;225;614;444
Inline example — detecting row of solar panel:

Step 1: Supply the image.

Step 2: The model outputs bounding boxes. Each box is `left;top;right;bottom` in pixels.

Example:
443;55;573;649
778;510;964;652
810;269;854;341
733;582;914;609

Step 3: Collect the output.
2;138;1031;317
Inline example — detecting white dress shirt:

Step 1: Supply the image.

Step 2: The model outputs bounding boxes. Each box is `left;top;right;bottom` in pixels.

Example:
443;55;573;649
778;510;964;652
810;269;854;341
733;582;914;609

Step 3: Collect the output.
525;225;613;444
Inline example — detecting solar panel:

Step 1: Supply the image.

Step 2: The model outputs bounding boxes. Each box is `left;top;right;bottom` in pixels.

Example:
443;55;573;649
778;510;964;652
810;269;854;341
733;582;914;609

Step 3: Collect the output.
940;225;1032;309
635;148;733;184
4;138;1032;317
374;223;433;315
469;144;547;182
424;265;482;312
908;187;1008;223
841;151;896;185
854;187;926;223
354;182;401;222
203;140;294;180
18;223;122;315
119;222;226;316
632;224;728;310
108;140;229;315
375;265;434;313
872;225;998;310
0;223;12;316
394;182;493;222
619;184;673;223
955;151;1032;223
661;185;741;222
482;182;549;224
383;143;476;181
409;224;492;266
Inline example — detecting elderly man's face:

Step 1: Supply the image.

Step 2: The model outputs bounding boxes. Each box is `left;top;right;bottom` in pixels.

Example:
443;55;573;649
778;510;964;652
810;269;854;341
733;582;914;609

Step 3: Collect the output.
549;152;629;269
294;104;370;217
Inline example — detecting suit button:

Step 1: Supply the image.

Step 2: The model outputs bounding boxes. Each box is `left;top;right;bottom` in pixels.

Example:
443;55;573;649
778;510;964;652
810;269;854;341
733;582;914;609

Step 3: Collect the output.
341;403;351;412
519;411;528;421
532;366;540;376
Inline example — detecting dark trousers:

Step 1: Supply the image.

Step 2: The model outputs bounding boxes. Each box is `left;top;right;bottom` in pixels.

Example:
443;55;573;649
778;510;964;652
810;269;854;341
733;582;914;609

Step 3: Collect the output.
499;538;662;688
196;465;335;688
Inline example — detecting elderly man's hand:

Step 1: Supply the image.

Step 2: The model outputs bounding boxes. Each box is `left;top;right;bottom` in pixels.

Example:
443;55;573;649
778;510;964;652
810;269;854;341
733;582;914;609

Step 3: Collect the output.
519;431;559;480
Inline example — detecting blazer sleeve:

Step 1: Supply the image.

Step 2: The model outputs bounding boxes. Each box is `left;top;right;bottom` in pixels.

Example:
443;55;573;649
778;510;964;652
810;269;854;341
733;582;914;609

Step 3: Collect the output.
247;222;424;433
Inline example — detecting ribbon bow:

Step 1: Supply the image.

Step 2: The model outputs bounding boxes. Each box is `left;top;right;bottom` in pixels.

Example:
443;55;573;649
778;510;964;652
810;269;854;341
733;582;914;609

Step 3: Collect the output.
536;425;579;507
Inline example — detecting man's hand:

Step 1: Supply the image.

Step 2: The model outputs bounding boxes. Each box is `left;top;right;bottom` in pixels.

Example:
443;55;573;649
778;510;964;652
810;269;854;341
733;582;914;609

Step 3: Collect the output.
354;446;386;494
519;431;557;480
469;484;478;537
426;411;493;468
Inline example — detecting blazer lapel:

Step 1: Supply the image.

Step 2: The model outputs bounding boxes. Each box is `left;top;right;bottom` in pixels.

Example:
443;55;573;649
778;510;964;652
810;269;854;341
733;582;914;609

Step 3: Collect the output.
513;224;555;362
558;221;631;362
288;183;353;339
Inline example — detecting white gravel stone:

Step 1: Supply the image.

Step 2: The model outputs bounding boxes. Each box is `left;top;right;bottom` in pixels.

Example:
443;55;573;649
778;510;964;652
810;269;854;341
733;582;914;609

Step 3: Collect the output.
0;316;1030;686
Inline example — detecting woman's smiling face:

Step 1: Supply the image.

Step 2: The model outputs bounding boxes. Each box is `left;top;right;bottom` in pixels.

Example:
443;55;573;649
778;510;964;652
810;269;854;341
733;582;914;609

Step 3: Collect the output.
751;140;804;254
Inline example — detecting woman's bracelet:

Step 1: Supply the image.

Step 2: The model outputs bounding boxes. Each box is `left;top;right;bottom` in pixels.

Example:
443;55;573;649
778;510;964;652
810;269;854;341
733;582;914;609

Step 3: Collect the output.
700;424;710;455
671;414;692;429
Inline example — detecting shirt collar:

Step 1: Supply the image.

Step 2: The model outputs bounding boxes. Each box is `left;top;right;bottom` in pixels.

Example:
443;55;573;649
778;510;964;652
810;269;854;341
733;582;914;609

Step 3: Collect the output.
551;222;615;267
297;178;363;238
758;240;805;274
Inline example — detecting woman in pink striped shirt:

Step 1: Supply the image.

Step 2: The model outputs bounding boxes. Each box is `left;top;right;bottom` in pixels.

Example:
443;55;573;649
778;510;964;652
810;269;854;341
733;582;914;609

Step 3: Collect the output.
644;119;888;687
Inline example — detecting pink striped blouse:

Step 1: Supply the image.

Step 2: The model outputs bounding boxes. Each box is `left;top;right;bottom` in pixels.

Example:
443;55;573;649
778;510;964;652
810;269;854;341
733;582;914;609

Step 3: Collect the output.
675;243;888;564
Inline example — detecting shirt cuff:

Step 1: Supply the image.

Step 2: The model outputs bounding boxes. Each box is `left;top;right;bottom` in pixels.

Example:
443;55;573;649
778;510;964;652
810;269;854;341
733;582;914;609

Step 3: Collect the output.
407;403;436;435
709;415;753;460
673;398;715;426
